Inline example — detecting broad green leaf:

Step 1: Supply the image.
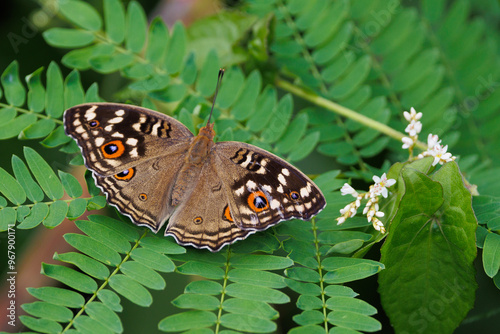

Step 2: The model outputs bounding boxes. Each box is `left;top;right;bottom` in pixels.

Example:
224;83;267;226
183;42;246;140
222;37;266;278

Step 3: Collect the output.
104;0;126;43
225;283;289;304
130;247;175;272
85;302;123;333
64;233;122;266
27;287;85;308
327;310;381;332
222;298;278;320
261;93;293;143
0;167;26;205
285;279;322;296
379;162;477;334
22;301;73;322
217;67;245;109
276;113;308;154
0;114;37;140
41;263;97;294
67;197;87;219
87;195;107;211
73;315;115;334
44;201;67;228
10;192;34;217
59;0;102;31
286;267;321;283
109;274;152;307
293;310;324;326
120;261;166;290
17;205;30;222
322;258;384;283
230;70;262;121
165;22;187;74
146;17;169;64
17;202;48;229
25;67;45;112
125;1;147;53
88;214;140;242
483;232;500;277
184;280;223;295
54;251;110;280
228;268;286;288
0;107;16;124
247;86;277;132
288;131;320;162
220;313;276;333
159;311;216;332
43;28;95;48
172;293;220;310
19;315;62;334
230;254;293;270
296;295;322;311
64;70;85;108
85;82;102;102
90;53;135;73
1;61;25;106
288;325;325;334
45;62;64;118
97;289;123;312
0;207;16;231
177;261;225;279
325;296;377;315
59;170;83;198
62;46;94;70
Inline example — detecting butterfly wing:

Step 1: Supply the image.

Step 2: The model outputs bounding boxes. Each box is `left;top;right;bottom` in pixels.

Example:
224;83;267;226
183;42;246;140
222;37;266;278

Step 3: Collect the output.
64;103;193;231
64;103;193;176
213;142;326;231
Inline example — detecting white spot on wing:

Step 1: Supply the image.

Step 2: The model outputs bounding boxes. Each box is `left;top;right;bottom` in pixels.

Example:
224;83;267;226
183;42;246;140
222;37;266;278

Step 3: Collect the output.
262;185;272;193
112;132;124;138
115;109;125;116
130;147;138;157
282;168;290;176
75;126;85;133
126;138;138;146
235;185;245;196
277;185;284;193
108;117;123;124
84;106;98;120
246;180;257;190
104;125;113;132
300;187;310;198
270;199;281;209
278;174;287;185
133;123;141;131
95;137;105;147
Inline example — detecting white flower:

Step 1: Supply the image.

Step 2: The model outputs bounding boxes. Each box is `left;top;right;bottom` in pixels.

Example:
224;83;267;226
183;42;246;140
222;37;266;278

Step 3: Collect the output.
402;136;414;149
404;120;422;136
427;133;441;149
403;107;422;122
336;217;346;225
372;173;396;198
340;183;358;197
372;219;386;233
429;144;455;166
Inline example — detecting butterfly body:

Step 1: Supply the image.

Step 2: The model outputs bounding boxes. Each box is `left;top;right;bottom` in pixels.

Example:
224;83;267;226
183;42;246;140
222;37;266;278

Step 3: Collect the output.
64;103;326;251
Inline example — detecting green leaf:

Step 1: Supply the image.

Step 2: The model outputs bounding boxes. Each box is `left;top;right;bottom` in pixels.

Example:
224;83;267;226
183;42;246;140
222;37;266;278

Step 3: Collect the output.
220;313;276;333
177;261;225;279
172;293;220;310
59;170;83;198
327;310;381;332
322;257;384;284
296;295;322;311
22;301;73;322
88;214;139;242
120;261;166;290
276;113;308;154
293;310;324;326
146;17;169;64
222;298;278;320
108;274;152;307
64;232;122;266
27;286;85;308
85;302;123;333
158;311;217;332
0;167;26;205
67;197;87;219
286;267;321;283
288;325;325;334
325;296;377;315
197;50;220;97
97;289;123;312
45;62;64;118
165;22;187;74
104;0;126;43
483;232;500;277
75;219;131;254
41;125;72;147
125;1;147;53
230;254;293;270
41;263;97;294
185;280;223;295
64;70;85;108
20;119;56;139
261;94;293;143
1;61;25;106
225;283;289;304
73;315;115;334
17;202;48;229
217;67;245;109
54;251;110;280
228;268;286;289
0;207;16;231
43;28;95;48
25;67;45;112
90;52;135;73
130;247;176;272
0;113;37;140
59;0;102;31
231;70;262;121
20;315;63;334
139;236;186;254
379;162;477;334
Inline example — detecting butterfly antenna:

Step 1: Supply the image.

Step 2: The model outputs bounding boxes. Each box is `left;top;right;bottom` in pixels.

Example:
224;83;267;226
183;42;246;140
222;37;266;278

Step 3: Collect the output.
207;68;225;126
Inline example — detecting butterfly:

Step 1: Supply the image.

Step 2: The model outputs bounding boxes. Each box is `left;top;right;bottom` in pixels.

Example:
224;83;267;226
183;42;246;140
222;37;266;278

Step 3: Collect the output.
64;70;326;252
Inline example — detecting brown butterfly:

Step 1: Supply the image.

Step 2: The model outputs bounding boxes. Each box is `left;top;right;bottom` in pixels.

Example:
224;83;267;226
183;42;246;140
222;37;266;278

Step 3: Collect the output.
64;70;326;251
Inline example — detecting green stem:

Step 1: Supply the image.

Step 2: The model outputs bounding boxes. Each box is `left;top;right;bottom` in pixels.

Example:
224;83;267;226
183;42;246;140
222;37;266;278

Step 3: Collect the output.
61;229;150;333
311;217;329;333
275;77;427;150
215;246;232;334
0;103;64;125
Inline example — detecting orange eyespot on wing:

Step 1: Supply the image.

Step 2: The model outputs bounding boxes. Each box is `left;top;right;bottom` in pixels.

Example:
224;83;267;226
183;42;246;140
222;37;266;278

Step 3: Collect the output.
290;191;300;200
139;193;148;201
193;216;203;225
223;205;234;222
247;191;269;212
115;168;135;181
88;120;100;128
101;140;125;159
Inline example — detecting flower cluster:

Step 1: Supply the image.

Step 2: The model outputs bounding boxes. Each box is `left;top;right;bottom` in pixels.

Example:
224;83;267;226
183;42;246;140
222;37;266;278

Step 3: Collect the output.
336;173;396;233
401;107;456;166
